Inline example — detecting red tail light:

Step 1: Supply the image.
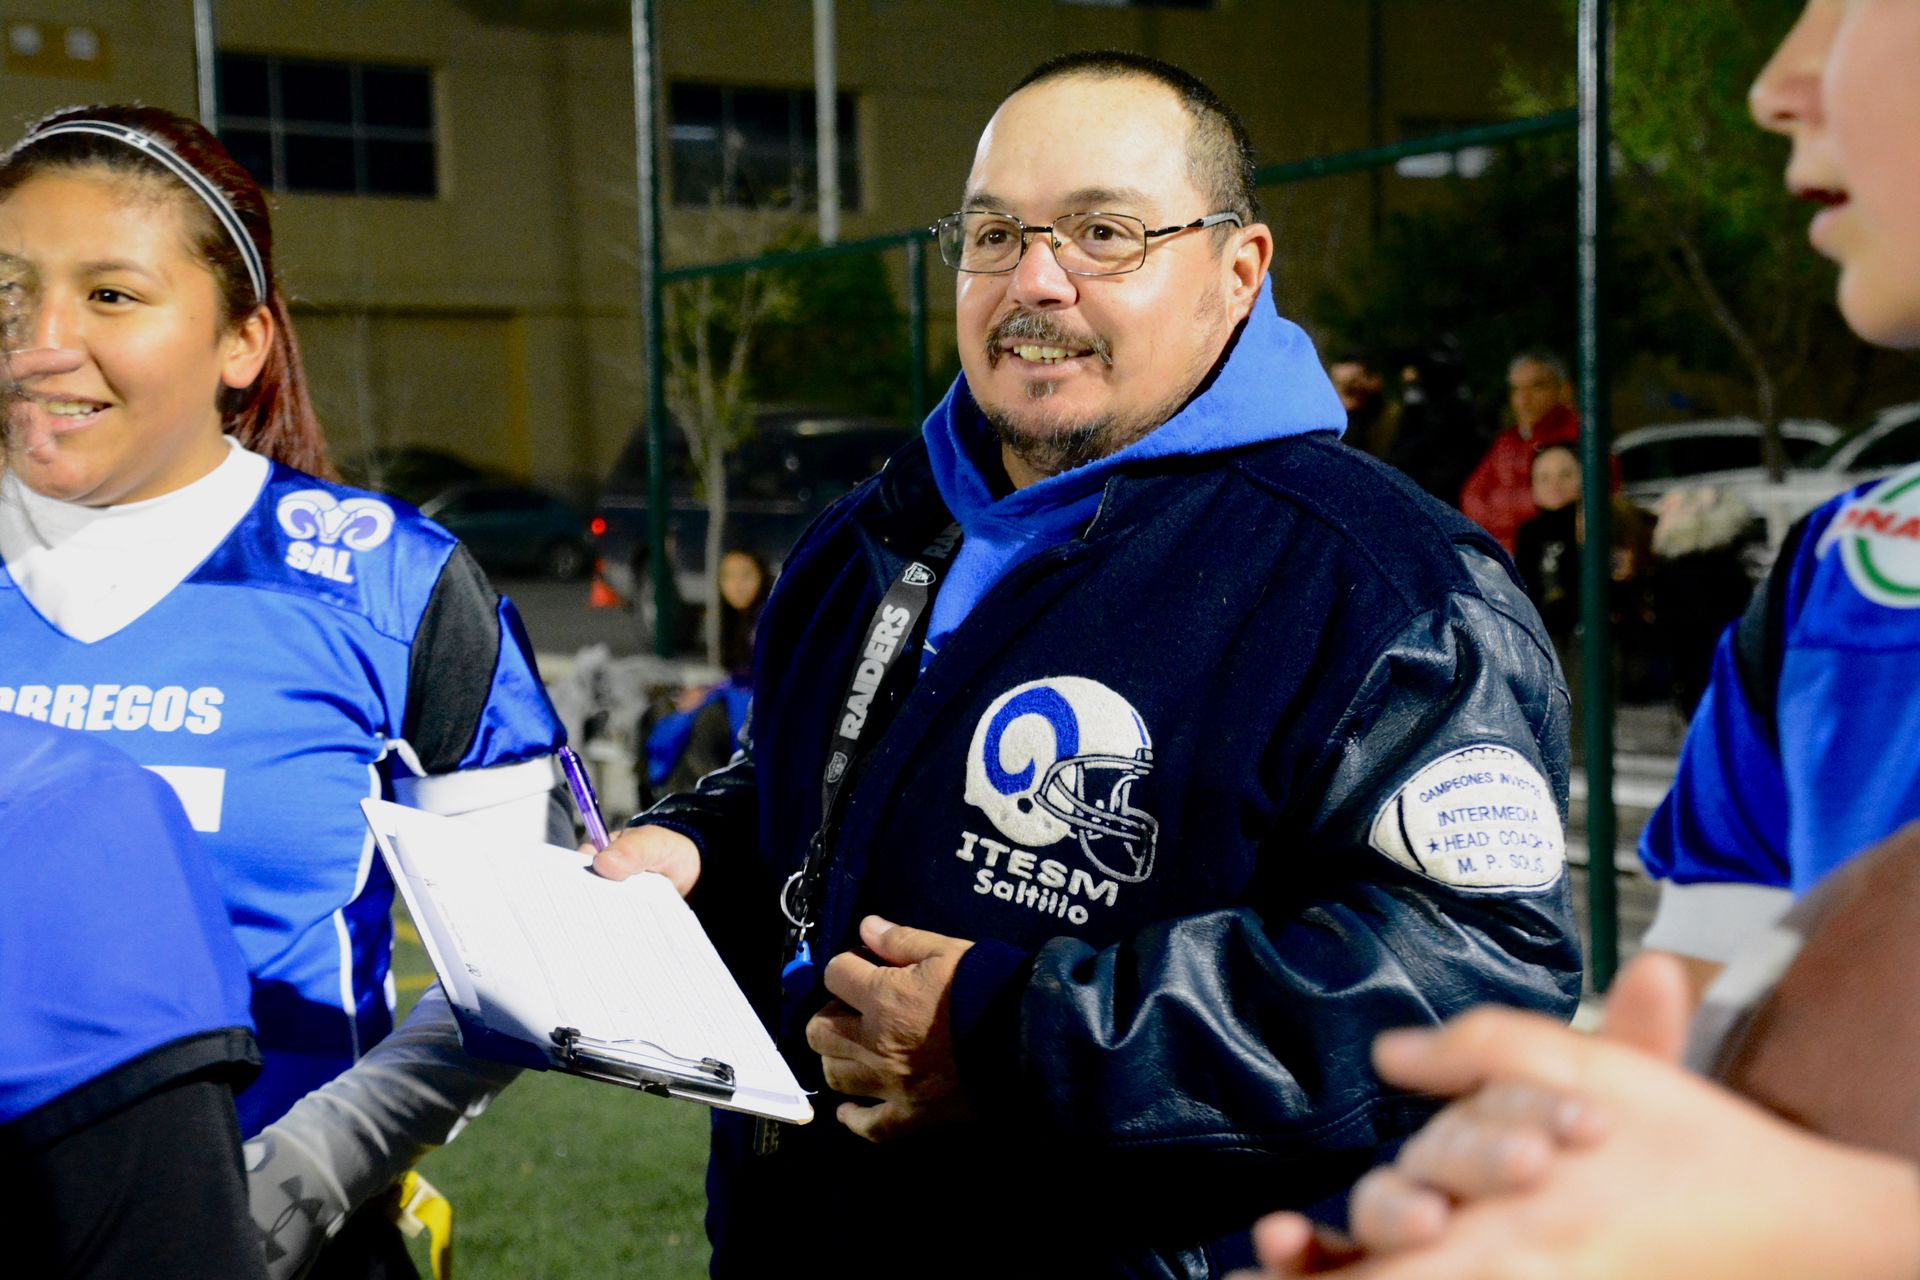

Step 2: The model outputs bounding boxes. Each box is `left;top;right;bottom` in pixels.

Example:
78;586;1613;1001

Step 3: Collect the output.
589;516;608;538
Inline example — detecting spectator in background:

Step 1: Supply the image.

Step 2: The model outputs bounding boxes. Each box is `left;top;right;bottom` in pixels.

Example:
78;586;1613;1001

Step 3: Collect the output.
643;548;768;797
1460;350;1581;553
1328;351;1392;458
1383;344;1483;506
1646;486;1761;718
1513;443;1650;758
1514;444;1583;642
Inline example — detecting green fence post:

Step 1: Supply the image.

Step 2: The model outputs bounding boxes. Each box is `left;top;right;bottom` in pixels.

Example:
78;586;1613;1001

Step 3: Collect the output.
1578;0;1618;990
629;0;674;658
907;235;929;424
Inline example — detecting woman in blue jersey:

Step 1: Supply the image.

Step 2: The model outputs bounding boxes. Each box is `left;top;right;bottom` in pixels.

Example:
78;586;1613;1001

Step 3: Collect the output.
0;105;566;1275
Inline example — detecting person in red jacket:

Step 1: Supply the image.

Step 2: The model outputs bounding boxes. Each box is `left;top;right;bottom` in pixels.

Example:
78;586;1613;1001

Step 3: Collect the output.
1460;350;1581;553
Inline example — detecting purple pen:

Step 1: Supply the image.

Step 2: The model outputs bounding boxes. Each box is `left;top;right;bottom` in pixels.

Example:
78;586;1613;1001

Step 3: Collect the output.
558;745;611;850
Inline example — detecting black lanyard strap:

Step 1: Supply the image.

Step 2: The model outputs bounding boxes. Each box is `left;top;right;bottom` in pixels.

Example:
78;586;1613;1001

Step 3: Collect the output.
779;522;962;946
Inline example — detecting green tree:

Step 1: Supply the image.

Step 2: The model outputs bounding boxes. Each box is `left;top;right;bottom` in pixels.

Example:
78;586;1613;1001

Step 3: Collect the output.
750;235;912;419
1511;0;1834;479
1320;0;1918;486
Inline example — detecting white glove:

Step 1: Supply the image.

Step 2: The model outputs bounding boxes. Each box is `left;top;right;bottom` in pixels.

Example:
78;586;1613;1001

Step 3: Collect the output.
244;986;519;1279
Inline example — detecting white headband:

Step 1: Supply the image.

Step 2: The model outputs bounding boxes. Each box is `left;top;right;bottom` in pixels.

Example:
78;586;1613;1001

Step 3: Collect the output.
15;119;268;304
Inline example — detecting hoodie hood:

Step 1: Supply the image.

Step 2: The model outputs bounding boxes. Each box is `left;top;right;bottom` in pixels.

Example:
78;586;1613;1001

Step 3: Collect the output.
918;276;1344;665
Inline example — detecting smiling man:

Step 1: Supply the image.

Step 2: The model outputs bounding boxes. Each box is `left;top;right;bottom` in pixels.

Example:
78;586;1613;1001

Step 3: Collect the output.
596;51;1580;1279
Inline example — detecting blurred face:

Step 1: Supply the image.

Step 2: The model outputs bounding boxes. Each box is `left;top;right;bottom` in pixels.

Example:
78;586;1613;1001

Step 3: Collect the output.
955;74;1272;485
1328;361;1382;413
1507;359;1568;434
1752;0;1920;348
718;551;764;612
1531;446;1581;512
0;170;268;506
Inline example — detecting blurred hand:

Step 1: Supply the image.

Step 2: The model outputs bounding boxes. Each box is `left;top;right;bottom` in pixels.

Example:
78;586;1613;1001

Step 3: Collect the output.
4;346;84;384
1248;953;1920;1280
805;915;974;1143
590;823;700;898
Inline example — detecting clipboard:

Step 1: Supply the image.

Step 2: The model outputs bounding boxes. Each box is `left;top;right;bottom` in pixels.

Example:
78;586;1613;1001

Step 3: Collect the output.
361;798;811;1124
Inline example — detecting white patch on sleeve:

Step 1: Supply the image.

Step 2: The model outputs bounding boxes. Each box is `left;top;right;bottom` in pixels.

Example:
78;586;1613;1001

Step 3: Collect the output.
1368;744;1564;892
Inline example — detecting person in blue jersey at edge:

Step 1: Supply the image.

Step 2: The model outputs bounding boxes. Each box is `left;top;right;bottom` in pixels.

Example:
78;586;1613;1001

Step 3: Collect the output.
0;105;569;1277
2;345;262;1277
1633;0;1920;996
1250;3;1920;1277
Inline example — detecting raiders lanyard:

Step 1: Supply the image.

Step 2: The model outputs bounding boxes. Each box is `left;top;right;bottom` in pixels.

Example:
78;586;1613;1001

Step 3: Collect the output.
778;522;963;996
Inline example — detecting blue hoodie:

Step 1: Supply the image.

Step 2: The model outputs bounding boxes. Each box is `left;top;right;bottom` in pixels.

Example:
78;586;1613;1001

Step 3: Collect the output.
921;278;1344;662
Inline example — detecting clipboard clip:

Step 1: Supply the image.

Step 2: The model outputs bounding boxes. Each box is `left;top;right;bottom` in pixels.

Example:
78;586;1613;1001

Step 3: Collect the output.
549;1026;737;1102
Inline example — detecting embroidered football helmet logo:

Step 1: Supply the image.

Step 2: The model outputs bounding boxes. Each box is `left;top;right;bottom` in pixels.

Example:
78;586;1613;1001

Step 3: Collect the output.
964;677;1159;883
275;489;396;551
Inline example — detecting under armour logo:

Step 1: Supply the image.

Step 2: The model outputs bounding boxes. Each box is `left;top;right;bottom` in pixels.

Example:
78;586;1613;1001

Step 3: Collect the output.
902;563;936;587
258;1173;325;1263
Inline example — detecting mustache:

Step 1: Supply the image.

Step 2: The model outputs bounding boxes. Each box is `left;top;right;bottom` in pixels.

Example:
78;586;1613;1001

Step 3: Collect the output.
985;311;1113;368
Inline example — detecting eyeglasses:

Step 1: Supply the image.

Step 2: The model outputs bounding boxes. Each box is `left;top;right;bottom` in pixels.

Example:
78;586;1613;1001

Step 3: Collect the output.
931;209;1244;276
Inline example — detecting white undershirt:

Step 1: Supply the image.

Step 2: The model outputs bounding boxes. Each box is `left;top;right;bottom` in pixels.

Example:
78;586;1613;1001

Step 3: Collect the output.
2;439;562;837
0;436;269;644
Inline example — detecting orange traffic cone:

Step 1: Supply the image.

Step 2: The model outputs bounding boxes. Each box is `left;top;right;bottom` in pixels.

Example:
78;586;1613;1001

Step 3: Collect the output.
588;575;624;609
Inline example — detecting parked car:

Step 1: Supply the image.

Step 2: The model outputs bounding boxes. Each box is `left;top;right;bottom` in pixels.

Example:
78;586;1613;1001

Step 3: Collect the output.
593;409;914;606
342;447;591;580
1745;401;1920;528
418;482;593;580
1613;416;1841;511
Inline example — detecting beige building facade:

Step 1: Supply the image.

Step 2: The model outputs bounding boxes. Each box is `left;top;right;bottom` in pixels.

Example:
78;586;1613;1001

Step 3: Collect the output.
0;1;1569;495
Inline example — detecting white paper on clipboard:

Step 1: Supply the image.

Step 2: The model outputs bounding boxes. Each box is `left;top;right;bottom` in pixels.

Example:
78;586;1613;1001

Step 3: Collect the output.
362;798;811;1124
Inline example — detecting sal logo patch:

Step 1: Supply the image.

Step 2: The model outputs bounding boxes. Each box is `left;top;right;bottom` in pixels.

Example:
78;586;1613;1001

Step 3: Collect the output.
1819;464;1920;609
275;489;396;585
1369;744;1564;892
956;677;1158;923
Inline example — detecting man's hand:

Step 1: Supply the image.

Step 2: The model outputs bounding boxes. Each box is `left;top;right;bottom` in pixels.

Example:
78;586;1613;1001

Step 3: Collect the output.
4;346;85;383
805;915;974;1143
590;823;700;898
1245;952;1920;1280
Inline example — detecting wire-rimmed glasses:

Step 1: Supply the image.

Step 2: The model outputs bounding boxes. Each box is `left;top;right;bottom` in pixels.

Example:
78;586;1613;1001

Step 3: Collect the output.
931;209;1243;276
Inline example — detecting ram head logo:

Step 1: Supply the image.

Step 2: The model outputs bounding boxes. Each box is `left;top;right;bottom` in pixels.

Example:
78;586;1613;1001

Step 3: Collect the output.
275;490;397;550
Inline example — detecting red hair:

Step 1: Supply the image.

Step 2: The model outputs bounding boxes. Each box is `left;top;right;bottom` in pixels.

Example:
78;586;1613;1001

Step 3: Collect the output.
0;104;333;477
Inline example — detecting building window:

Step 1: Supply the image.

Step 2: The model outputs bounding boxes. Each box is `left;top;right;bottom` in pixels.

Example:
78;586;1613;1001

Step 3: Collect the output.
1393;118;1496;180
216;53;436;198
669;83;859;211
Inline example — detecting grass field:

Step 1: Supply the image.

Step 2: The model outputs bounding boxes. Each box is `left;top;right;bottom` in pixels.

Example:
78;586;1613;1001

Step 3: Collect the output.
389;916;713;1278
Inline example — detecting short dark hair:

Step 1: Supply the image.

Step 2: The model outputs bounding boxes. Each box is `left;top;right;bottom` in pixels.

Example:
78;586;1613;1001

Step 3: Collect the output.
1010;50;1260;227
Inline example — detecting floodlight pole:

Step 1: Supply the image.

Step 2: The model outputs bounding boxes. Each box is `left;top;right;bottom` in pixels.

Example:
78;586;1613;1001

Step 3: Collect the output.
631;0;674;657
1577;0;1618;990
192;0;218;126
814;0;840;244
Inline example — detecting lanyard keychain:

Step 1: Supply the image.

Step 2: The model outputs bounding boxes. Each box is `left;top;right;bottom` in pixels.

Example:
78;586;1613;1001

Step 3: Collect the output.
778;524;962;999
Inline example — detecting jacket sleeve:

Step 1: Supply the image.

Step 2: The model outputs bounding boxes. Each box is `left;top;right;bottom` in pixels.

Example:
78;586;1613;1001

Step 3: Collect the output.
629;713;782;980
973;548;1582;1206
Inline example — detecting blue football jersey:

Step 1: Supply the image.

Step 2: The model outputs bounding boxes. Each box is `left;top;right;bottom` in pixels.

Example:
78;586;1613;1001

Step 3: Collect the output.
1642;460;1920;895
0;716;256;1140
0;463;564;1133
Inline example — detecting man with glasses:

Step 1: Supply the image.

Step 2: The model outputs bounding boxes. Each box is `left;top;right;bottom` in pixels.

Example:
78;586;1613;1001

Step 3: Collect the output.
596;50;1578;1278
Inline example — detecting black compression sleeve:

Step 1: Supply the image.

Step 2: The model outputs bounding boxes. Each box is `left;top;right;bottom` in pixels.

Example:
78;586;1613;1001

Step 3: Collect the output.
1731;514;1811;747
402;543;504;774
7;1078;267;1280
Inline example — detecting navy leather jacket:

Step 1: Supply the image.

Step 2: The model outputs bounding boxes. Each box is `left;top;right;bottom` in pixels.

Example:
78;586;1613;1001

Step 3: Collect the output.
642;431;1581;1279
